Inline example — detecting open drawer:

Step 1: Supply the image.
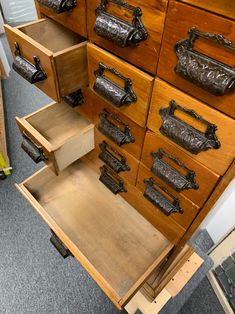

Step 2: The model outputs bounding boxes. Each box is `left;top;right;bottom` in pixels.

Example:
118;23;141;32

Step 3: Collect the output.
16;101;94;175
4;18;88;101
16;160;173;309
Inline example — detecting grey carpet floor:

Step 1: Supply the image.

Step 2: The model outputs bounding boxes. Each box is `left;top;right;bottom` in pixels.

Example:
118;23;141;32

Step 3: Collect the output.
0;35;225;314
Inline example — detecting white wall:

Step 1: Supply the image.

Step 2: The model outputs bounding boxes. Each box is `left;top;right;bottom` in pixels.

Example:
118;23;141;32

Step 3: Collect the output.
0;0;37;24
200;178;235;244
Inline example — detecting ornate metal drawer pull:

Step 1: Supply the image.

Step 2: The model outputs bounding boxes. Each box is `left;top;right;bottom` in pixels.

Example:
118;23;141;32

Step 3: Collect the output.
94;62;137;107
21;132;48;164
144;177;183;216
151;148;199;192
37;0;77;13
63;89;84;107
13;42;47;84
99;165;127;194
98;109;135;146
175;27;235;95
94;0;148;47
50;230;73;259
99;141;130;173
159;100;221;154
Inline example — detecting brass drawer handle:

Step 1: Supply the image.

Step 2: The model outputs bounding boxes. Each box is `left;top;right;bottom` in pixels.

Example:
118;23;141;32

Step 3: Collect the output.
50;230;73;259
98;109;135;146
21;132;48;164
175;27;235;96
94;62;137;108
144;177;184;216
159;100;221;154
99;141;130;173
99;165;127;194
94;0;148;47
13;43;47;84
37;0;77;13
151;148;199;192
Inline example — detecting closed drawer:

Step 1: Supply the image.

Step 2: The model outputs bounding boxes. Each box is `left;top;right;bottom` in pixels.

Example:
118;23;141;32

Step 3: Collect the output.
179;0;235;21
92;91;146;160
158;1;235;118
87;43;154;127
16;101;94;175
148;79;235;176
137;163;200;230
85;128;139;186
142;131;219;207
87;0;168;74
35;0;87;37
5;18;88;101
16;160;174;308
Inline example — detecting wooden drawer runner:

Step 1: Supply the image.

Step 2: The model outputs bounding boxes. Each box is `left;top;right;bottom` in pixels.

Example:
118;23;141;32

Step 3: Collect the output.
87;0;168;74
16;101;94;175
5;19;88;101
142;131;219;207
16;160;173;308
157;1;235;118
137;163;200;230
148;79;235;176
92;92;146;160
87;43;154;127
34;0;87;37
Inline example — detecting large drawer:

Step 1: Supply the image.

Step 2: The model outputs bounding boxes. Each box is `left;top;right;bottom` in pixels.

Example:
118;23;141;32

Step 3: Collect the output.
92;91;146;160
148;79;235;176
5;19;88;101
16;160;174;308
34;0;87;37
16;101;94;175
87;0;168;74
157;1;235;118
141;131;219;207
87;43;154;127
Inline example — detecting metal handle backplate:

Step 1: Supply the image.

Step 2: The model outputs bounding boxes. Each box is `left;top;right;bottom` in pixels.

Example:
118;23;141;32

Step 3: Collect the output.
21;132;48;164
99;165;127;194
63;89;84;108
37;0;77;13
50;231;73;259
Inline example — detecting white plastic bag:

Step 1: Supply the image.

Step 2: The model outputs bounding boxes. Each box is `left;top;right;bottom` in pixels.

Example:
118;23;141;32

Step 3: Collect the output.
0;0;37;24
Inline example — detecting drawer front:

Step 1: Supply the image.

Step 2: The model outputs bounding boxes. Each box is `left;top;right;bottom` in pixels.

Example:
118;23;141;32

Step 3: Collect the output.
85;128;139;185
87;0;168;74
158;1;235;118
92;91;146;160
87;43;154;127
179;0;235;21
142;131;219;207
137;163;200;230
35;0;87;37
148;79;235;176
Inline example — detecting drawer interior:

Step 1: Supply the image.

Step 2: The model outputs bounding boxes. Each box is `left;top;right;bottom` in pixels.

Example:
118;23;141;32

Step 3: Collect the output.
17;161;173;306
18;19;85;53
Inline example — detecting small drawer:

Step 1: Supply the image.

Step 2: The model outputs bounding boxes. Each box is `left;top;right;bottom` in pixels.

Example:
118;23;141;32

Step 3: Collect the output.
16;101;94;175
85;128;139;186
141;131;219;207
35;0;87;37
157;1;235;119
137;163;200;230
87;43;154;127
5;18;88;101
92;91;146;160
87;0;168;74
148;79;235;176
179;0;235;21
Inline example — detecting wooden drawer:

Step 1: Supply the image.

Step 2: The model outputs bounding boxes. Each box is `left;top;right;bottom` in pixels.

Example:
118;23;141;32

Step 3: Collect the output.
16;160;174;308
158;1;235;118
148;79;235;176
137;163;200;230
92;91;146;160
16;101;94;175
85;128;140;186
87;0;168;74
5;19;88;102
179;0;235;21
34;0;87;37
87;43;154;127
142;131;219;207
